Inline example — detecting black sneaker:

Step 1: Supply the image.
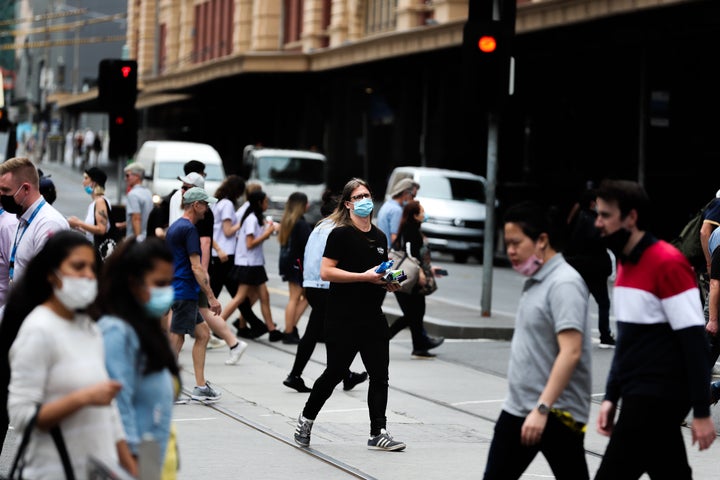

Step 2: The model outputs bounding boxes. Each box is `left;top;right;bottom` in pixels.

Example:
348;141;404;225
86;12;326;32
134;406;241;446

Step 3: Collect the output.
284;374;312;393
367;429;406;451
269;329;284;342
294;414;313;447
250;323;269;339
343;371;368;391
411;350;436;359
282;328;300;344
599;336;616;349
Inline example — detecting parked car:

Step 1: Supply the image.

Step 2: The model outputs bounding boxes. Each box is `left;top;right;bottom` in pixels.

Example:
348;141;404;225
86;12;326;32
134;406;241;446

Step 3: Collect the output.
384;167;488;263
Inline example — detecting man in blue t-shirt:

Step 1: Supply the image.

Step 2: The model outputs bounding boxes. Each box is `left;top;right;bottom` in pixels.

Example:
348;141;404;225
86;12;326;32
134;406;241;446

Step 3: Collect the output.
166;187;222;402
376;178;418;248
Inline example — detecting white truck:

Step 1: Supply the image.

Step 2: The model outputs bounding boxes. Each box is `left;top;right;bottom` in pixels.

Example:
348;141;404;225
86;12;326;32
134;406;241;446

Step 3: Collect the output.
243;145;328;223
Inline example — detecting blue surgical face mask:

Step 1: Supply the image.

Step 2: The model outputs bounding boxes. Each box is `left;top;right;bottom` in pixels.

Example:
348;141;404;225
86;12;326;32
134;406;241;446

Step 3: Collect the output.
353;198;373;218
84;185;94;195
144;286;175;318
423;213;428;223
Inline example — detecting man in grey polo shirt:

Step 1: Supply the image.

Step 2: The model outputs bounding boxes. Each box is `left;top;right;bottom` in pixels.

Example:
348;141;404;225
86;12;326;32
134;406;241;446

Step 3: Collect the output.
483;202;592;480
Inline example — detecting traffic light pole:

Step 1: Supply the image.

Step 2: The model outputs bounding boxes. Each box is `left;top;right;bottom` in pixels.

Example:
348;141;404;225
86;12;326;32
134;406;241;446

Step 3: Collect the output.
481;111;498;316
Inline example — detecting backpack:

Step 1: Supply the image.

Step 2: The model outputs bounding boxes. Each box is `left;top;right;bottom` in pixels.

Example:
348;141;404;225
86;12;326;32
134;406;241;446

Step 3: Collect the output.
671;199;716;270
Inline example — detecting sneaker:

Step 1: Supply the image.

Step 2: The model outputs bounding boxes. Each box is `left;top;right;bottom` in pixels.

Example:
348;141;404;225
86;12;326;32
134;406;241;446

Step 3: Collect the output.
250;323;269;339
294;414;313;447
411;350;436;359
282;328;301;344
207;336;225;350
284;374;312;393
367;429;406;451
191;381;222;402
269;329;284;342
599;336;616;349
225;341;248;365
343;371;368;391
711;382;720;406
236;327;253;339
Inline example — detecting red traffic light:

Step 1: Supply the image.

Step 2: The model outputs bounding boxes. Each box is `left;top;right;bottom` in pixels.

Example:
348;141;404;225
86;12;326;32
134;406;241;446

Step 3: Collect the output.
121;66;132;78
478;35;497;53
114;115;125;125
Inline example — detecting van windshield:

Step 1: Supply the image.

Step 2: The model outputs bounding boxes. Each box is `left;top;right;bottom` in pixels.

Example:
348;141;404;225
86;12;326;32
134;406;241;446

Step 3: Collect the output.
417;174;486;203
157;162;224;181
256;157;325;185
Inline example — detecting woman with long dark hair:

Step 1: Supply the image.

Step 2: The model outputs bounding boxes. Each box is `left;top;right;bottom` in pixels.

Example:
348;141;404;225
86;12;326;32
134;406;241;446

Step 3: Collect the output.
220;190;282;341
278;191;312;343
293;178;406;451
94;237;180;474
388;200;445;357
4;230;134;478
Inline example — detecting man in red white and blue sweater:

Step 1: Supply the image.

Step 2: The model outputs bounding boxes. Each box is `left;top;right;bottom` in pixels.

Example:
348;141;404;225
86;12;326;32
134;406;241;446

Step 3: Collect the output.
593;179;715;479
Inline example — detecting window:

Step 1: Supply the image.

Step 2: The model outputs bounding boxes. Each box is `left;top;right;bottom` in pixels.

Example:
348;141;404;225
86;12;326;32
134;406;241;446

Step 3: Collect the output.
366;0;397;35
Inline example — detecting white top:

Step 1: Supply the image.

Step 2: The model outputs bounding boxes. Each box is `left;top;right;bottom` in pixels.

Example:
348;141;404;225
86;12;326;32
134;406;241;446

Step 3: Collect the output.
12;197;70;283
8;306;125;480
83;197;111;241
212;198;238;257
0;210;18;307
234;213;265;266
168;189;183;226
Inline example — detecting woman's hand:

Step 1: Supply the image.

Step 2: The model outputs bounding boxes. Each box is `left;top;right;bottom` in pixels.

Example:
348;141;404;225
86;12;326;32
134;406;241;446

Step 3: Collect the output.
67;216;82;230
364;266;387;285
83;380;123;406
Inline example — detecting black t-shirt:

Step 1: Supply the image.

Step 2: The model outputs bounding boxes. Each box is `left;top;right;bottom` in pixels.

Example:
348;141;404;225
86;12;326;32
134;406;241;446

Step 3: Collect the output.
711;246;720;281
323;224;389;339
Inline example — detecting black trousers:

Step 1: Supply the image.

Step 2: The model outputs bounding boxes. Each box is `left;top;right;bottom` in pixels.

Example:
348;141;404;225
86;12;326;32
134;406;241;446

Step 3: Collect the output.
302;331;389;435
390;291;430;350
290;288;327;377
594;396;692;480
585;274;611;339
483;410;589;480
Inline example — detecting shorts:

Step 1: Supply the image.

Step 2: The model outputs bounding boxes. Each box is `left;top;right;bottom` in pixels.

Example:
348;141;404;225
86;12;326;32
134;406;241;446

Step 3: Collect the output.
198;291;209;308
280;267;303;285
170;300;204;335
232;265;268;286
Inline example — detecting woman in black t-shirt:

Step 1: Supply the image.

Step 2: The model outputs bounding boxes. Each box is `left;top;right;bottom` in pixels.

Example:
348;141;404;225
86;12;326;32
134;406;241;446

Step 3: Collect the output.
293;178;407;452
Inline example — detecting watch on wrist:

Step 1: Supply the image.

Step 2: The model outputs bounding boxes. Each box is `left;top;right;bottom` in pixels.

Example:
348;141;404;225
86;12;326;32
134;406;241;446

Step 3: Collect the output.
536;402;550;415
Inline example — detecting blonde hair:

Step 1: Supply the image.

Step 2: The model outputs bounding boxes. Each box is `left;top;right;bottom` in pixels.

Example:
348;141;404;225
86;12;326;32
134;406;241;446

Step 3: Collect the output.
244;180;263;201
278;192;308;246
326;178;372;228
0;157;39;188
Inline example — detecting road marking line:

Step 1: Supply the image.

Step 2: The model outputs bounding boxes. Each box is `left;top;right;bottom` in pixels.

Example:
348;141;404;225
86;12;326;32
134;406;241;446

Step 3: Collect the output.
173;417;217;422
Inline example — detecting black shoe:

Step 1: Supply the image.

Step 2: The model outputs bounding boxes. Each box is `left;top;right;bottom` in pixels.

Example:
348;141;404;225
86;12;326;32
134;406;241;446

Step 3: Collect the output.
236;327;253;339
599;336;616;349
284;374;312;393
424;335;444;350
411;350;436;359
268;329;284;342
282;327;300;344
250;324;269;339
343;371;368;391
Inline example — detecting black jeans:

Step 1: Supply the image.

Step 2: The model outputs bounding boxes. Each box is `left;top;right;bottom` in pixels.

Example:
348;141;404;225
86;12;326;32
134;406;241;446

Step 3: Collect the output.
390;291;430;350
483;410;589;480
290;288;327;377
302;332;389;435
594;396;691;480
585;274;611;339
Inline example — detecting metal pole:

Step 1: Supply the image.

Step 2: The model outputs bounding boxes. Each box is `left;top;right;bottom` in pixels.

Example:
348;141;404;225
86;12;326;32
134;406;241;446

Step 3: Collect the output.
481;111;498;316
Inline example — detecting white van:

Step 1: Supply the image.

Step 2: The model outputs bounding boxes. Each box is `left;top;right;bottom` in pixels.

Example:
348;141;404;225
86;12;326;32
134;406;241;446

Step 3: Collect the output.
135;140;226;202
243;145;327;223
384;166;488;263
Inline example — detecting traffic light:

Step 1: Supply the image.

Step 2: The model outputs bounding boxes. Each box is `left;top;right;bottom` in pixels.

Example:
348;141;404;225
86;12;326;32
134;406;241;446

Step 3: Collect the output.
108;110;137;158
462;1;516;111
98;59;138;111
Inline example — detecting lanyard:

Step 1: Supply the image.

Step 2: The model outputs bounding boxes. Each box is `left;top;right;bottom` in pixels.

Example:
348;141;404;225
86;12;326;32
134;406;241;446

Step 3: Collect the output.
8;199;46;283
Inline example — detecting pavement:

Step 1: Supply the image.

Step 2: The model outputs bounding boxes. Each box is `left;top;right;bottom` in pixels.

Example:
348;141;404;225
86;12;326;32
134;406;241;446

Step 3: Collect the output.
1;157;719;478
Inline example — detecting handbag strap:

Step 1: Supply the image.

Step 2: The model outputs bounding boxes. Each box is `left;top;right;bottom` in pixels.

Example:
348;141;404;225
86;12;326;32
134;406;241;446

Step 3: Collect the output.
51;425;76;480
8;406;76;480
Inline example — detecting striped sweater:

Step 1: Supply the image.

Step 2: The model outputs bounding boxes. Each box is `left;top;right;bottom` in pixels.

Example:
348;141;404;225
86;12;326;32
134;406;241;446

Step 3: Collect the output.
606;234;710;418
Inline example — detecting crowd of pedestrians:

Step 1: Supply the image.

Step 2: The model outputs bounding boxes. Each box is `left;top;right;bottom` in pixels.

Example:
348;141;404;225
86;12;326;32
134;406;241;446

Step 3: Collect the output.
0;154;719;478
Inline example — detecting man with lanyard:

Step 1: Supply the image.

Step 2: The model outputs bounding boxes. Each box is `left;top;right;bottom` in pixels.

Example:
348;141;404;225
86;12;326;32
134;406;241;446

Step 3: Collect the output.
0;157;69;294
0;207;18;307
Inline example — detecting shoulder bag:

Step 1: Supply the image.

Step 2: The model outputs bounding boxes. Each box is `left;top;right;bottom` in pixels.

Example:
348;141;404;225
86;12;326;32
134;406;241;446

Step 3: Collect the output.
94;197;121;261
388;242;422;294
4;405;76;480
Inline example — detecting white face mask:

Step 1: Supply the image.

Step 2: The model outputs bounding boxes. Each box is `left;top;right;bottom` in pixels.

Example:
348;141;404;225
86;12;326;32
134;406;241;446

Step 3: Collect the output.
54;274;98;310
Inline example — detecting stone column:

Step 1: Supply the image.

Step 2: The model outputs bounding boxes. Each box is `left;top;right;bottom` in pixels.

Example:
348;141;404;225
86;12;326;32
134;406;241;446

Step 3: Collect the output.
328;0;348;47
433;0;467;23
251;0;282;51
302;0;327;51
235;0;253;53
